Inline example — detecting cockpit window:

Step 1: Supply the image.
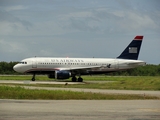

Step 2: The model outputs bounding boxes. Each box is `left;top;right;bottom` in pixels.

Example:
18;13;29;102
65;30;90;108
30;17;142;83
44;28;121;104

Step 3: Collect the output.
19;62;27;64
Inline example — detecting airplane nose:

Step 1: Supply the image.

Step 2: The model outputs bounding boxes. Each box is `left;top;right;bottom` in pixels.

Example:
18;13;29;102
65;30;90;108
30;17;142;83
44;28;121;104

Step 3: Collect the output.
13;65;18;72
13;65;21;73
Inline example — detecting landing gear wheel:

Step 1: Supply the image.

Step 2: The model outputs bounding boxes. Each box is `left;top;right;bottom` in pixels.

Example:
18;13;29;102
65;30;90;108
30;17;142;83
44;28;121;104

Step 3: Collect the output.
72;76;77;82
78;77;83;82
32;78;35;81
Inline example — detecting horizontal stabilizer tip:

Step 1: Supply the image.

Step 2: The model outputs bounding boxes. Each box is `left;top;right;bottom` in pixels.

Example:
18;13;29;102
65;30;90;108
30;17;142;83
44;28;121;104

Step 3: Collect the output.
134;36;143;40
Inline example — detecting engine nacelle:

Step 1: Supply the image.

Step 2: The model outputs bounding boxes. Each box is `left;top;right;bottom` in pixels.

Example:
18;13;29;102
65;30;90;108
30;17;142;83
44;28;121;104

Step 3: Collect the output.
48;70;71;79
55;70;71;79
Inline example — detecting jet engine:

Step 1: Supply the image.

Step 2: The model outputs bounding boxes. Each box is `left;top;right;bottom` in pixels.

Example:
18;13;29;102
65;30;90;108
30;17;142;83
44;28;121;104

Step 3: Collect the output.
48;70;71;79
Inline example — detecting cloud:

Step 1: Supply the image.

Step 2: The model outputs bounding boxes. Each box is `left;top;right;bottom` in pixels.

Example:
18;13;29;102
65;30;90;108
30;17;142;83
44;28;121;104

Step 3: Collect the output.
0;0;160;64
111;10;157;31
56;7;159;34
0;10;32;35
0;39;26;53
1;3;159;36
4;5;28;11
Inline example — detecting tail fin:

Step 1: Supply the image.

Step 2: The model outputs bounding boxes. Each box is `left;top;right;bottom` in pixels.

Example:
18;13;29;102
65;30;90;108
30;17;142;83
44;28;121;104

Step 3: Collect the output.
117;36;143;60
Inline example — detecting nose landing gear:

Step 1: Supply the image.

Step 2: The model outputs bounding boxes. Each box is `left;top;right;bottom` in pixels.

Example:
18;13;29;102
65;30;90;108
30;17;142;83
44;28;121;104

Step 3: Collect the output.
31;73;35;81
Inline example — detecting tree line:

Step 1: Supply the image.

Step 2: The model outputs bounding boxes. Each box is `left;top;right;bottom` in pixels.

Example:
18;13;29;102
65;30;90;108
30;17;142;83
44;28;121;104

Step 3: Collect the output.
0;62;18;74
111;64;160;76
0;61;160;76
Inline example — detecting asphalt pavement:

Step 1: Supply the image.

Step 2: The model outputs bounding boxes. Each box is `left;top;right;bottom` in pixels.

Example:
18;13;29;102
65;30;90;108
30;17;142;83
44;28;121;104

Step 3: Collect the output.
0;99;160;120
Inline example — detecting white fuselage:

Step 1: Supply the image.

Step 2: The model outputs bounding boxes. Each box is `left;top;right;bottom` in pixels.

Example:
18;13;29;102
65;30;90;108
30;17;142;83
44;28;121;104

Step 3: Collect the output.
13;57;145;74
13;35;145;81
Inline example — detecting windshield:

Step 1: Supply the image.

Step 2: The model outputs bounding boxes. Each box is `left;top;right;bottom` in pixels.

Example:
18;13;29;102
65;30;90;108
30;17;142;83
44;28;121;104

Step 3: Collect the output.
18;62;27;64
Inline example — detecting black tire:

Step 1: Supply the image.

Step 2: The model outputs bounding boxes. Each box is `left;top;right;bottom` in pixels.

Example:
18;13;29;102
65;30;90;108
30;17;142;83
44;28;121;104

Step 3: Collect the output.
72;76;77;82
32;78;35;81
78;77;83;82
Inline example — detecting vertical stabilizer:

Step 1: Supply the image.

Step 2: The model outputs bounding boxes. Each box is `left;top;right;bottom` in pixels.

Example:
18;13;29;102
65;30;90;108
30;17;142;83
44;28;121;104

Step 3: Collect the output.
117;36;143;60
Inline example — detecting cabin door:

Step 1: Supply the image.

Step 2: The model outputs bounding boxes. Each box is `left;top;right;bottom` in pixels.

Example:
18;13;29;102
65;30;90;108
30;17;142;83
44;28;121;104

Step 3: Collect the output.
32;60;37;68
114;59;119;69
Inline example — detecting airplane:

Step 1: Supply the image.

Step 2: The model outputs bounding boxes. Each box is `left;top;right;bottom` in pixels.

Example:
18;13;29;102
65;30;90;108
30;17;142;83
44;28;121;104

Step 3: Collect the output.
13;36;146;82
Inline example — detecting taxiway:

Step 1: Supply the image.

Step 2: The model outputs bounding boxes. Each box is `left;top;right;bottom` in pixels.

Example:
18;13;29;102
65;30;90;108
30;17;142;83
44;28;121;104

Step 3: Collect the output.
0;99;160;120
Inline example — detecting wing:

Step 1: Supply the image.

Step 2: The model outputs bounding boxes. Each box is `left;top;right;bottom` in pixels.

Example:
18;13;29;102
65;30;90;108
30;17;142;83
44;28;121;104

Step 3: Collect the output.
56;66;102;71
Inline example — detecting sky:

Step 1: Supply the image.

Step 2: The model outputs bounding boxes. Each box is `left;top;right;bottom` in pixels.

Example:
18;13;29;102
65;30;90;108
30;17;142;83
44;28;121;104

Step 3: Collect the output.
0;0;160;64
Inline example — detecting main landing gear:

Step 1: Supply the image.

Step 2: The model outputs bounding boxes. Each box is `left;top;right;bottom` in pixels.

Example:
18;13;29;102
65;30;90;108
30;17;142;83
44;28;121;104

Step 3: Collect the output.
31;74;83;82
72;76;83;82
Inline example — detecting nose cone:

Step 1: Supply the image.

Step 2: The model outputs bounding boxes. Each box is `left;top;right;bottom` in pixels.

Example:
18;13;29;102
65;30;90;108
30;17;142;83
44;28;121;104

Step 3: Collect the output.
13;64;22;73
13;64;18;72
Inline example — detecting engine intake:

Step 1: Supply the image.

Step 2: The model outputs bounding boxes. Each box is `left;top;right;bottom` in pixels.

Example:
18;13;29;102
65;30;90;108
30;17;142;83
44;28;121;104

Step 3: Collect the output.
48;70;71;79
55;70;71;79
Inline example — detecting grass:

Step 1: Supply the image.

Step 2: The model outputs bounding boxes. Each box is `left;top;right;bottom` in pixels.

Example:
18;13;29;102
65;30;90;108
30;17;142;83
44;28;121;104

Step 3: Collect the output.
0;75;160;90
0;75;146;81
0;75;160;100
0;86;159;100
0;75;49;80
